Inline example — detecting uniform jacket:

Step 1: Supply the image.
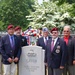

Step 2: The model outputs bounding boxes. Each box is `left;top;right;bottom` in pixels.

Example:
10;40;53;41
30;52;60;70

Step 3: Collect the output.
37;36;51;50
62;36;75;65
0;34;21;64
45;37;67;68
17;35;28;47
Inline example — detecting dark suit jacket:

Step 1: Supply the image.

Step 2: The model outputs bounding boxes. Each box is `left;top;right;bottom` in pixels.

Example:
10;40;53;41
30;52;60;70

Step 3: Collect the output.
45;37;67;69
17;35;28;47
37;36;50;50
62;36;75;65
0;34;21;64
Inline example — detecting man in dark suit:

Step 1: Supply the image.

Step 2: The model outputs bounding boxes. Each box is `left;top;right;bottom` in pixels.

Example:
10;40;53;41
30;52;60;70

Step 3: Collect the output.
45;27;67;75
0;36;2;74
15;26;28;47
37;27;50;49
37;27;50;75
0;25;21;75
62;25;75;75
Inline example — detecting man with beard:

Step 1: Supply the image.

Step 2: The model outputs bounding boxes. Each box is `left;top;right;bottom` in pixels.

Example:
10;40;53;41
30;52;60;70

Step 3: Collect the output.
15;26;28;47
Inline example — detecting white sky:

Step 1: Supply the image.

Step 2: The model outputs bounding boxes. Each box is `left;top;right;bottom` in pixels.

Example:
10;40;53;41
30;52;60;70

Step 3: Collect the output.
38;0;43;4
38;0;49;4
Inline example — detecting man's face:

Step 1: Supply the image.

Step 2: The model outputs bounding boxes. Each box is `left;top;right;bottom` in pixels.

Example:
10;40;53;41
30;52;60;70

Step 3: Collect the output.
15;29;21;35
8;28;14;35
51;31;58;39
63;28;70;37
43;31;48;37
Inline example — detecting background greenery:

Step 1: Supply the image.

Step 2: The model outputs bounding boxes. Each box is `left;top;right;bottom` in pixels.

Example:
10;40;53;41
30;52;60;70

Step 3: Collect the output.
26;1;75;32
0;0;35;31
0;0;75;31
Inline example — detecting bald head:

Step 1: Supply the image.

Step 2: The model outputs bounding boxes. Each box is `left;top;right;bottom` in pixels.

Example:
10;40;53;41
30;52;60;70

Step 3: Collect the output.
63;25;71;37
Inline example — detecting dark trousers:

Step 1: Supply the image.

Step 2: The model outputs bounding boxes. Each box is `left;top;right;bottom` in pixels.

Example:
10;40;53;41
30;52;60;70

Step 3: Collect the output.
48;67;63;75
63;65;75;75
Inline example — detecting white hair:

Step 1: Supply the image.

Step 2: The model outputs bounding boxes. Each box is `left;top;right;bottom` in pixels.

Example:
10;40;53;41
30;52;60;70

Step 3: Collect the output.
64;25;71;31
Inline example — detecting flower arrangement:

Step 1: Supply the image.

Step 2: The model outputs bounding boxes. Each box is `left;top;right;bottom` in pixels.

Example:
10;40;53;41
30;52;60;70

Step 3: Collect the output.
24;29;38;45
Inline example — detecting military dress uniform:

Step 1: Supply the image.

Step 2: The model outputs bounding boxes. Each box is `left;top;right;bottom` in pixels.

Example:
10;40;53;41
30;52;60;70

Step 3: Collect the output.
45;27;67;75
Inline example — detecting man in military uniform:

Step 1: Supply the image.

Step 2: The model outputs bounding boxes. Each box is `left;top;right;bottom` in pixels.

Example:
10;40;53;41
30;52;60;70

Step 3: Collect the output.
15;26;28;47
45;27;67;75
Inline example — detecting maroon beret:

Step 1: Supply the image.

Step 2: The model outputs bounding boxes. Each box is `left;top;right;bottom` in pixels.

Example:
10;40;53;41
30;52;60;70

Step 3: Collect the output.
15;26;21;31
51;27;58;33
7;25;14;30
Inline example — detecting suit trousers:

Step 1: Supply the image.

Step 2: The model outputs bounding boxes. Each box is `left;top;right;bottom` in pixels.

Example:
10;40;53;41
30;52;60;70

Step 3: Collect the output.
63;65;75;75
0;54;2;74
48;67;63;75
3;62;17;75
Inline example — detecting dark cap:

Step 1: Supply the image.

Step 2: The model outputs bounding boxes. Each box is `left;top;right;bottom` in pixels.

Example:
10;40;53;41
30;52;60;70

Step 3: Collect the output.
7;24;14;30
51;27;58;33
15;26;21;31
42;27;48;32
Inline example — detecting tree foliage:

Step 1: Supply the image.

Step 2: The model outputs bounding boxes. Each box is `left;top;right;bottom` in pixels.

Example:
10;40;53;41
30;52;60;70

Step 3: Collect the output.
53;0;75;4
0;0;34;31
26;1;75;32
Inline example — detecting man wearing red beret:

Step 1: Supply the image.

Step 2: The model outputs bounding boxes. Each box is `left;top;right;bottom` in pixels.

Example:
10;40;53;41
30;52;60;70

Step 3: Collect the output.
0;24;21;75
45;27;67;75
15;26;28;47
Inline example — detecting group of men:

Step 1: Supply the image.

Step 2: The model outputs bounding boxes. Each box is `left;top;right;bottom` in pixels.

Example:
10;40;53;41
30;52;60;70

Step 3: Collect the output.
0;24;75;75
37;26;75;75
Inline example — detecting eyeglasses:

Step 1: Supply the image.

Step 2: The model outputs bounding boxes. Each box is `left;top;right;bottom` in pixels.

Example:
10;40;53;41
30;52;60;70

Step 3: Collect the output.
63;31;69;32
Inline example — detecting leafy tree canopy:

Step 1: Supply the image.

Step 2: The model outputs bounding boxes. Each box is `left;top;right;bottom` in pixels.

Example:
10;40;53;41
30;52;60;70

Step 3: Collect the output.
26;1;75;32
0;0;34;31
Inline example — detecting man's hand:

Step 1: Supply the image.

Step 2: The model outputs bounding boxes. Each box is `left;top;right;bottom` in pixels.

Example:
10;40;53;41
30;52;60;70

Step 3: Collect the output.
60;66;64;69
45;63;48;67
14;57;19;62
73;60;75;65
7;58;13;63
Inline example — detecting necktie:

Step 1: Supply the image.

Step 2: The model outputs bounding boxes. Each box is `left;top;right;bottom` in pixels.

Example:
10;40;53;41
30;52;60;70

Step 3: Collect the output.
51;40;54;52
45;37;47;45
11;36;15;49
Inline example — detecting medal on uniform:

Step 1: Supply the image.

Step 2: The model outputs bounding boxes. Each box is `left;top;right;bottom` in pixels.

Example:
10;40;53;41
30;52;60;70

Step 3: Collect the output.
56;45;60;53
22;39;24;42
56;49;60;53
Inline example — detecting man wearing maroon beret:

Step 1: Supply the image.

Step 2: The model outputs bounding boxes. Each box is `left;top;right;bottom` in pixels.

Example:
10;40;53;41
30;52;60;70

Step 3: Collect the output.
45;27;67;75
15;26;28;47
0;24;21;75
